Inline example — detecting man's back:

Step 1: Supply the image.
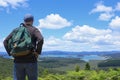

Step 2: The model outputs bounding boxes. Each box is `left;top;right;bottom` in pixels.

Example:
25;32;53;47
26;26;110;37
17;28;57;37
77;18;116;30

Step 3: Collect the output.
14;24;43;63
3;14;44;80
4;23;43;63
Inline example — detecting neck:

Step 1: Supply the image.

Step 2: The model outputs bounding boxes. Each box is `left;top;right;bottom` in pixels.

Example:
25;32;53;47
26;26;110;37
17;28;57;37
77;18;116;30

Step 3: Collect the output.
24;21;33;26
26;24;32;26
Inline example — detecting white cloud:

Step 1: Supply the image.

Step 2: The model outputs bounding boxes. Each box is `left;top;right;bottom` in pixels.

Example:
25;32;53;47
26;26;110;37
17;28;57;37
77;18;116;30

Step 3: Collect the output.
0;0;28;11
90;2;113;14
0;38;3;47
0;41;3;48
62;25;120;51
41;24;120;51
43;36;70;51
90;1;114;21
63;25;112;44
0;0;8;7
115;2;120;11
68;25;120;51
91;45;100;49
0;38;5;52
43;25;120;51
37;14;72;29
44;36;61;46
43;36;89;52
98;13;114;21
109;16;120;30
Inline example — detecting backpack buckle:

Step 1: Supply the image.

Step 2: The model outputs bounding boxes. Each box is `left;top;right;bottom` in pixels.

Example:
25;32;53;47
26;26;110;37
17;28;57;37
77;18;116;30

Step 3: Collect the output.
13;43;17;48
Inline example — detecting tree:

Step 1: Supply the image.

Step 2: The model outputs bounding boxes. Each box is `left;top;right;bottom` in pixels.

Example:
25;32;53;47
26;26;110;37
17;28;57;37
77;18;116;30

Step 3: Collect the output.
85;62;90;70
75;64;80;72
43;69;49;75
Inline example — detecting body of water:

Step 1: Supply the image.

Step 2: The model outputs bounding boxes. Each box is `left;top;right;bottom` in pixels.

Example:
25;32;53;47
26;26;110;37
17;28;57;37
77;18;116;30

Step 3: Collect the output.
1;52;109;62
81;55;108;62
40;54;108;62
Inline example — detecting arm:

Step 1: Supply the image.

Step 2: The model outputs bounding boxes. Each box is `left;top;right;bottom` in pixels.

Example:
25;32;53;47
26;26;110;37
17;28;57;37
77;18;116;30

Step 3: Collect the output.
34;28;44;55
3;31;14;56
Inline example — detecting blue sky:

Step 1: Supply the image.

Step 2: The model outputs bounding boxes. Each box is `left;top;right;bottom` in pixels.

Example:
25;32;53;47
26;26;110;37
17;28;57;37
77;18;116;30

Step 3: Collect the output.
0;0;120;52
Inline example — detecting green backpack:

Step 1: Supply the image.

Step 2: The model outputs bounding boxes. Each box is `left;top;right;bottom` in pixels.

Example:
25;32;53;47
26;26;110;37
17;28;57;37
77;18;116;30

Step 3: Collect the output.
8;23;34;57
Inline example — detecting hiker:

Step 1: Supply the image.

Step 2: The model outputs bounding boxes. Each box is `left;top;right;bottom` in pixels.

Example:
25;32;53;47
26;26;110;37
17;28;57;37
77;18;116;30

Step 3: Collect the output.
3;14;44;80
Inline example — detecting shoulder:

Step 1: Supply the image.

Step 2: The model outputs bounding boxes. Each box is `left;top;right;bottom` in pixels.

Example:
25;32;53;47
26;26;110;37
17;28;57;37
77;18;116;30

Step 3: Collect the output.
11;27;19;33
32;26;38;30
31;26;40;32
27;26;40;34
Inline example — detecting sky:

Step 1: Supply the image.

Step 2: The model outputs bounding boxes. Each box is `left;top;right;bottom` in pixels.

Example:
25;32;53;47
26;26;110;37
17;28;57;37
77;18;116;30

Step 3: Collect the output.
0;0;120;52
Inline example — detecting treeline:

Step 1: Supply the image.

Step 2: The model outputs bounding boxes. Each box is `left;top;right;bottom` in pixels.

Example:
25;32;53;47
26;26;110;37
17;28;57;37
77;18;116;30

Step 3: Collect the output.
39;57;85;68
98;59;120;67
0;57;85;78
104;52;120;59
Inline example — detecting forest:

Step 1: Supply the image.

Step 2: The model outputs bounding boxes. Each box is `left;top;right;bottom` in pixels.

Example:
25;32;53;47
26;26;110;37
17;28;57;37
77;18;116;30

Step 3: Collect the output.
0;57;120;80
98;59;120;67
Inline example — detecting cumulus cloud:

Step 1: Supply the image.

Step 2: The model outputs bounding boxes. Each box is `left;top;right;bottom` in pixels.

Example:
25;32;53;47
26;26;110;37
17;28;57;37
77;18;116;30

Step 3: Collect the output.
90;2;113;14
0;38;5;52
44;36;61;46
43;36;70;51
115;2;120;11
61;25;120;51
63;25;112;44
37;14;72;29
90;1;115;21
0;41;3;48
109;16;120;30
43;36;89;51
99;13;114;21
0;0;28;12
43;25;120;51
63;25;120;48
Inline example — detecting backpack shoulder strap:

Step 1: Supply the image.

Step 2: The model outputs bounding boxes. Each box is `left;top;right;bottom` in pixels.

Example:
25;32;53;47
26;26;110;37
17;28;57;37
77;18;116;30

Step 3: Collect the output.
20;23;25;26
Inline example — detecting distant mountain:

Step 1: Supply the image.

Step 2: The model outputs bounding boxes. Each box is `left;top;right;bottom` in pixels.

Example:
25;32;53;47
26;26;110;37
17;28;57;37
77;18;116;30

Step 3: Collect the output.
104;52;120;59
41;51;119;55
0;51;120;59
0;52;8;56
0;52;11;58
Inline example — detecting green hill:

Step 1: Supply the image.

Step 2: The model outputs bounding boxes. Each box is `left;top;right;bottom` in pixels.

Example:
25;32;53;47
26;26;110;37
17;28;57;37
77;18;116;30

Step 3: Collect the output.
0;57;120;80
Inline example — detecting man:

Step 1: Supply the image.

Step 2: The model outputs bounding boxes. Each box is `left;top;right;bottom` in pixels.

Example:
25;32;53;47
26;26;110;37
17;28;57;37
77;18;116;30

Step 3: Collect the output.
3;14;44;80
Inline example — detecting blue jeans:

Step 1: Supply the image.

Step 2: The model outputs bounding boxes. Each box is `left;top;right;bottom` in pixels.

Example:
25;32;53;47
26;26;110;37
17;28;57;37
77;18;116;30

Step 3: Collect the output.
13;63;38;80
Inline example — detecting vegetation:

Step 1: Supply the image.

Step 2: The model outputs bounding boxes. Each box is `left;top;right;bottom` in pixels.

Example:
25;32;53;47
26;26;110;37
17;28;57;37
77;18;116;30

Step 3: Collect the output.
75;64;80;72
0;57;120;80
98;59;120;67
0;57;13;79
85;62;90;70
1;69;120;80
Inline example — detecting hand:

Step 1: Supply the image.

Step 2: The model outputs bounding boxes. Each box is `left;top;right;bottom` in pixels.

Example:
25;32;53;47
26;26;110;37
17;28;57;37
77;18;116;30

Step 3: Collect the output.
33;52;39;58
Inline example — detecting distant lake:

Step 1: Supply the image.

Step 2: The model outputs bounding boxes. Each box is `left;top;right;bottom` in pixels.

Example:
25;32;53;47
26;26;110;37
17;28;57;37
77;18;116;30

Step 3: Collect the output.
40;54;78;58
1;52;109;62
81;55;108;62
40;54;108;62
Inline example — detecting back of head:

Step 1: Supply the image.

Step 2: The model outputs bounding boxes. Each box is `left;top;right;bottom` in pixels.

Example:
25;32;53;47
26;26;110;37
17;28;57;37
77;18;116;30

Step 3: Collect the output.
24;14;34;22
